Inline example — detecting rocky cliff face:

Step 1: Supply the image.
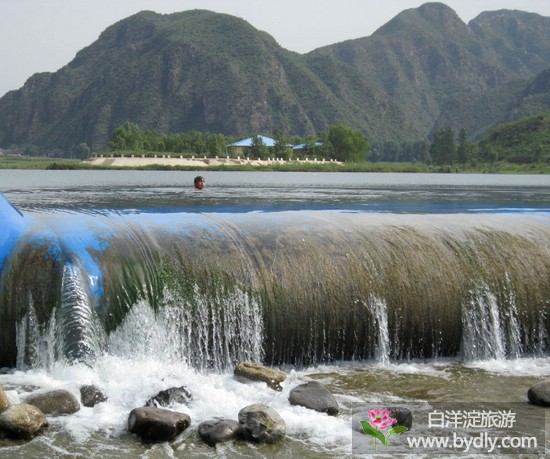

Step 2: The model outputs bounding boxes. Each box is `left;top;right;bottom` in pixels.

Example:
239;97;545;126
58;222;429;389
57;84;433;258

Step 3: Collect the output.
1;4;550;153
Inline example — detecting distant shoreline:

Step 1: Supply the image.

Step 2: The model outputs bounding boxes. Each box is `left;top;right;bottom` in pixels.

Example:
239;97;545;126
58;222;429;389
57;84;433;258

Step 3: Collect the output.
84;155;343;168
2;154;549;174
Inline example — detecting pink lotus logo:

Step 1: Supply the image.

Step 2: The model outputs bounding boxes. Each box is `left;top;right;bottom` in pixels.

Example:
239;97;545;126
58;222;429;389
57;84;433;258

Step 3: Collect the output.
361;408;408;450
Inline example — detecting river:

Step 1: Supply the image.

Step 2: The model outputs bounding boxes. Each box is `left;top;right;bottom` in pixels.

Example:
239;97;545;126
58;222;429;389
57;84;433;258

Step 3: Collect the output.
0;170;548;457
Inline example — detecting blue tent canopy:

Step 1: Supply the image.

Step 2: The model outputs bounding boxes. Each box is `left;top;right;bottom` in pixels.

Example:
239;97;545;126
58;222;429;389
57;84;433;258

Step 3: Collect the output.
227;135;277;147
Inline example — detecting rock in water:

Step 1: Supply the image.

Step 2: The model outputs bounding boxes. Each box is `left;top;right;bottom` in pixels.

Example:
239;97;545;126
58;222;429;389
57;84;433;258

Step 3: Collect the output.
23;389;80;416
288;380;339;416
128;406;191;443
0;385;9;412
80;385;108;407
198;418;243;446
238;404;285;444
234;362;286;391
145;386;192;407
0;404;48;439
527;380;550;407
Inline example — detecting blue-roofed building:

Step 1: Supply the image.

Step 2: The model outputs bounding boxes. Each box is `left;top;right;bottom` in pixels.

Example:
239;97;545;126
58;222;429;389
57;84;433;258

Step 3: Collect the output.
292;142;324;154
226;135;282;156
228;135;277;148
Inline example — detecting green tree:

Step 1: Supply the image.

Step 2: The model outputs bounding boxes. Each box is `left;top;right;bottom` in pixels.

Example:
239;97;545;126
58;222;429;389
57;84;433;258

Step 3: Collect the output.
420;142;432;165
110;122;143;151
272;129;291;159
74;143;91;159
250;135;268;159
326;124;369;162
430;127;456;165
206;133;225;156
456;128;471;164
481;144;498;163
142;129;165;152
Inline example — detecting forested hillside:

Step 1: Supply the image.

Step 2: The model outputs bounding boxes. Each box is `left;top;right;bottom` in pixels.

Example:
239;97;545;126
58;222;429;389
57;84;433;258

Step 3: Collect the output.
1;3;550;156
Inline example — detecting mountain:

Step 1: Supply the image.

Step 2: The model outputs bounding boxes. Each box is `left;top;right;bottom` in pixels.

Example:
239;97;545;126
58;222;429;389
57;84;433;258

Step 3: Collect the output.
478;110;550;163
312;3;550;139
1;3;550;153
0;9;410;152
432;67;550;138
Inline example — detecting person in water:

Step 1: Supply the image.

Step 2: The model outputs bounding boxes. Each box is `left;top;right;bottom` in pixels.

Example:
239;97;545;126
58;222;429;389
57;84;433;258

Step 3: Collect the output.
194;176;205;190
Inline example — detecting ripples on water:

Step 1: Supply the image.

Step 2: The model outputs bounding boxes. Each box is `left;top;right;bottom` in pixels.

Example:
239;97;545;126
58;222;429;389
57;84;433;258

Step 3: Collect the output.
2;170;550;214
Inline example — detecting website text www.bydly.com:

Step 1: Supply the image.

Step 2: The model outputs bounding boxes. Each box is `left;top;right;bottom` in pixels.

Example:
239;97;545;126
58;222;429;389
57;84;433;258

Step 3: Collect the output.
352;402;546;456
405;431;538;454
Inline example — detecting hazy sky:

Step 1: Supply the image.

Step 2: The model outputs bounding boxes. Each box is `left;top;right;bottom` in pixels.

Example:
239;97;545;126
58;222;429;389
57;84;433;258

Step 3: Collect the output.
2;0;550;97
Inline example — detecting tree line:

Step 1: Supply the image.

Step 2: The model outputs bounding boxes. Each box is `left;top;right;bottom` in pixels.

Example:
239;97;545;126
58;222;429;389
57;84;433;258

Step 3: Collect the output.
108;120;546;166
109;122;370;163
372;123;548;166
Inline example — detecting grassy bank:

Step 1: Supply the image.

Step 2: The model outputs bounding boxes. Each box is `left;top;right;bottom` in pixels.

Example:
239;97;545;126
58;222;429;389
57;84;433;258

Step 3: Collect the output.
1;155;549;173
0;156;83;169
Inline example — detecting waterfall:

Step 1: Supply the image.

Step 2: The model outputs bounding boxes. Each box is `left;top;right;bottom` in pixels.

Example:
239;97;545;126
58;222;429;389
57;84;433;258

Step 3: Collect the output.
3;208;550;368
461;279;532;361
107;287;263;370
15;282;264;371
369;295;390;365
16;298;58;369
462;284;506;360
60;263;104;363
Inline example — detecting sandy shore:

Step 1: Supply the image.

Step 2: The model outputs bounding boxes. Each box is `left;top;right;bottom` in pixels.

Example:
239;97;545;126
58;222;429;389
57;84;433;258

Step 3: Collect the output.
85;155;341;167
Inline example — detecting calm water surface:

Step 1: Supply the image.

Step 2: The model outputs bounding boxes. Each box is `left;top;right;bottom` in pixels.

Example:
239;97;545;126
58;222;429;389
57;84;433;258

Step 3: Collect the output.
1;169;550;213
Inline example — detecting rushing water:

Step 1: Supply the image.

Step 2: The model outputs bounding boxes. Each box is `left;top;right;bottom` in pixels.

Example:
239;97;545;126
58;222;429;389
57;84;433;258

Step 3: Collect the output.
0;170;549;457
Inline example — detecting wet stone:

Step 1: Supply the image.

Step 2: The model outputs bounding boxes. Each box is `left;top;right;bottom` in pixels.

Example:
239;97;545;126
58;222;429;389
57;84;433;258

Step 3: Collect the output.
128;406;191;443
23;389;80;416
288;380;339;416
80;385;108;407
198;418;243;446
0;385;9;412
234;362;286;391
238;403;286;444
0;403;49;439
145;386;192;407
528;380;550;407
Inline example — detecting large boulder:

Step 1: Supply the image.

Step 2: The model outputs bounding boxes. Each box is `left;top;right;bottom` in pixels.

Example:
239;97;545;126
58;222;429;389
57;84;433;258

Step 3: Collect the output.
80;385;108;408
198;418;243;446
23;389;80;416
0;403;49;439
234;362;286;391
288;380;339;416
238;404;286;444
128;406;191;443
145;386;192;407
528;380;550;407
0;385;9;412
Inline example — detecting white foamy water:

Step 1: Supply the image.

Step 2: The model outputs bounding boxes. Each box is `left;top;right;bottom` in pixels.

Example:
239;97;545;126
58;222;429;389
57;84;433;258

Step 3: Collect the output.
464;356;550;376
2;352;549;456
0;356;354;455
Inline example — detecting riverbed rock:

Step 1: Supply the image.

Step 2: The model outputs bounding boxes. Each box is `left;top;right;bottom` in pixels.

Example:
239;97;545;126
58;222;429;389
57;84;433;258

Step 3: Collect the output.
80;385;108;407
527;380;550;407
0;385;9;412
234;362;286;391
0;403;49;439
288;380;339;416
198;418;243;446
128;406;191;443
238;403;286;444
386;406;413;429
145;386;192;407
23;389;80;416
